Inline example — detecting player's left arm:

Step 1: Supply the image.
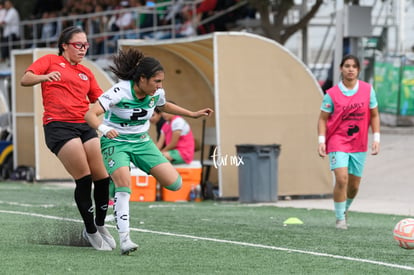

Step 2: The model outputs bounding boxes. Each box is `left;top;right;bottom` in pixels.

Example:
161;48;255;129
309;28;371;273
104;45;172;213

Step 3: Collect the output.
158;101;213;119
370;107;380;155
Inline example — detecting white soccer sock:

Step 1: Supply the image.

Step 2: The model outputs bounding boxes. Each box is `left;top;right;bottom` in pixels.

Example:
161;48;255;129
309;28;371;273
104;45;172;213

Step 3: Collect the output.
114;191;130;233
119;232;130;242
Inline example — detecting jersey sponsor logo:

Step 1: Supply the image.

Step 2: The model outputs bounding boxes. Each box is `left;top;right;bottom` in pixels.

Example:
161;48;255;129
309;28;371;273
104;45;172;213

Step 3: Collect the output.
149;97;155;108
59;62;66;68
78;73;88;81
130;108;148;120
101;94;112;101
347;125;359;136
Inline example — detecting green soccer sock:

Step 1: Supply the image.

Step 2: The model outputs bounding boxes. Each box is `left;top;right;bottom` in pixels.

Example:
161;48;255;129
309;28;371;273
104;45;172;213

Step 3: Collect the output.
164;175;182;191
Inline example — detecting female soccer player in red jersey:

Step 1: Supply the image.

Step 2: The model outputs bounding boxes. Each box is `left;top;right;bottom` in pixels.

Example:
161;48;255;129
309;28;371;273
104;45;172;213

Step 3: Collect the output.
20;26;115;251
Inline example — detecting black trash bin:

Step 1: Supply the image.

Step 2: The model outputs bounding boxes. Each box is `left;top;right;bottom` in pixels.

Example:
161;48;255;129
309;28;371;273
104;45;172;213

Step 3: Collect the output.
236;144;281;203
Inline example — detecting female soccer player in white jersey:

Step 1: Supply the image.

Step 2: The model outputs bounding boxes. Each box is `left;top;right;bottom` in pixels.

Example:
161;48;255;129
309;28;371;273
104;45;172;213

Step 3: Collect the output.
85;48;213;255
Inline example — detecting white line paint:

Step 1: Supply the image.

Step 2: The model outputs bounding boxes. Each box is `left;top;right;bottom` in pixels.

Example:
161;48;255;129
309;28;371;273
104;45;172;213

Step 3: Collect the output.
1;209;413;271
0;200;55;208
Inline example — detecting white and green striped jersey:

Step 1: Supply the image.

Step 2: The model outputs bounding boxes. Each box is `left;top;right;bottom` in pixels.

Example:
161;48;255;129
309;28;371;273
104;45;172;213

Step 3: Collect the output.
98;80;166;137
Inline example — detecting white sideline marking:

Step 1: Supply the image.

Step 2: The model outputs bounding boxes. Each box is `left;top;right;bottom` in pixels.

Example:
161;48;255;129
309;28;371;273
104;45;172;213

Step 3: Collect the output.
148;204;195;208
0;200;55;208
1;209;413;271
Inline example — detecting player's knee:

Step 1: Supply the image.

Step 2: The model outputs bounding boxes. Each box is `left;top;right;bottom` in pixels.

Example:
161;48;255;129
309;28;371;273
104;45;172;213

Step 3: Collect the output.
164;174;182;191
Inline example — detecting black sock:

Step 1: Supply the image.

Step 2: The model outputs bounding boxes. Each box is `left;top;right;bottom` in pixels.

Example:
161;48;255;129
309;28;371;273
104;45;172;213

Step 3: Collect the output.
93;177;110;226
74;175;96;233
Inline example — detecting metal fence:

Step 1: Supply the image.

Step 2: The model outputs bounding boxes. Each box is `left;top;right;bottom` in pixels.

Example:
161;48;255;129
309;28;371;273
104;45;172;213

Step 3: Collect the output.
1;1;201;61
0;0;250;62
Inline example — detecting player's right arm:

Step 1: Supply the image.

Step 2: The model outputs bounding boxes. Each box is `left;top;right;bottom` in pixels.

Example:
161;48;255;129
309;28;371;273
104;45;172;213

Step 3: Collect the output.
317;111;330;158
85;101;118;139
20;70;61;86
317;93;333;158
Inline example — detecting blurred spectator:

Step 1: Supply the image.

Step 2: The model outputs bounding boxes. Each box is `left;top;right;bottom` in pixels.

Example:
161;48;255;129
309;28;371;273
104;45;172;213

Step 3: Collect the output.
113;1;136;34
159;0;184;26
148;3;197;39
193;0;217;34
0;0;20;62
135;0;158;39
108;1;136;34
88;4;108;56
0;2;5;47
0;2;6;23
40;10;61;47
175;5;195;37
60;0;75;16
126;0;145;39
106;0;136;51
99;0;118;11
32;0;63;19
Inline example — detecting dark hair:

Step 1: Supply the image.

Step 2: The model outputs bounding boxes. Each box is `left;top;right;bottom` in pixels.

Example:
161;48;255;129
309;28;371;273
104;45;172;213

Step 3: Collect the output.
109;48;164;82
57;26;85;56
340;54;360;69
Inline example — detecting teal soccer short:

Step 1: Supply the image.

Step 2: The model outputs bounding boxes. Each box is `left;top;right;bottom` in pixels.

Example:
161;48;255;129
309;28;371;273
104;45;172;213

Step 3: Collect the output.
328;151;367;177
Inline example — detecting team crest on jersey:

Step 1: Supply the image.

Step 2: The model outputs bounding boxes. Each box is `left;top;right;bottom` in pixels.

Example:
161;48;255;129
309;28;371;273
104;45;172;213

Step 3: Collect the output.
59;63;66;68
108;158;115;168
79;73;88;81
148;98;155;108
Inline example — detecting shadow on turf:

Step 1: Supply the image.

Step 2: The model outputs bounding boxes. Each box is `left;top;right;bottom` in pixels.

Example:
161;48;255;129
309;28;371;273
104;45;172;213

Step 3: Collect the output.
28;221;91;247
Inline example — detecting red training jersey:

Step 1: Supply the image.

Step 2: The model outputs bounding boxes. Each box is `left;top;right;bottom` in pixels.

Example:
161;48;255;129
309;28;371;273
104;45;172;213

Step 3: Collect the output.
26;54;103;125
325;81;371;153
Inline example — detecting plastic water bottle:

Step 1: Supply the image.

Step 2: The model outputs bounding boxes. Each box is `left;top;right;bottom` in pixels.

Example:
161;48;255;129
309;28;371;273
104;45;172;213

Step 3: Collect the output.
189;184;196;201
195;185;202;202
156;182;161;201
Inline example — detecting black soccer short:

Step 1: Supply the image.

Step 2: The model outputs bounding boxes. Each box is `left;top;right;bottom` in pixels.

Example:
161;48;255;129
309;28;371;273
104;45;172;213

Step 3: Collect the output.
44;121;98;155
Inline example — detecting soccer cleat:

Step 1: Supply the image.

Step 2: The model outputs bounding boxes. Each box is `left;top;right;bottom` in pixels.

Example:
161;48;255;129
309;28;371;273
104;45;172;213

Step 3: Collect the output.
120;232;139;255
97;225;117;249
82;228;112;251
336;219;348;230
